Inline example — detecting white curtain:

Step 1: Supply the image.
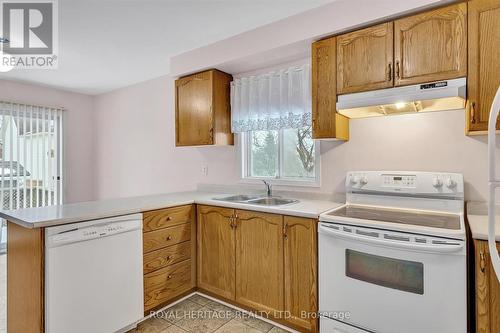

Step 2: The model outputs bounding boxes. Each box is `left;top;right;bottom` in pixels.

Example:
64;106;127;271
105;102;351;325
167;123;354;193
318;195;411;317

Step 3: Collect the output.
230;64;311;133
0;101;63;209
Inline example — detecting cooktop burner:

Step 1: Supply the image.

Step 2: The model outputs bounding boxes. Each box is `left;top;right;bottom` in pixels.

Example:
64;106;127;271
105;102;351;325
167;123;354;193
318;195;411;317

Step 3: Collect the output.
327;205;461;230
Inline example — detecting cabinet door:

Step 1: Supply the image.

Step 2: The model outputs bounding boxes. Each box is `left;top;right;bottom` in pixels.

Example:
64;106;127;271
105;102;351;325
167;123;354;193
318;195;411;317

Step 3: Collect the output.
394;3;467;87
197;205;235;300
467;0;500;133
235;210;284;313
337;22;394;94
474;239;500;333
176;71;213;146
284;216;318;333
311;37;349;140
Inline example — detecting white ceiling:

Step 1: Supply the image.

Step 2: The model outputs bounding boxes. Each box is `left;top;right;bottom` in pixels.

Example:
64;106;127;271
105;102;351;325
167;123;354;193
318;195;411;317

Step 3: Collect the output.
0;0;334;95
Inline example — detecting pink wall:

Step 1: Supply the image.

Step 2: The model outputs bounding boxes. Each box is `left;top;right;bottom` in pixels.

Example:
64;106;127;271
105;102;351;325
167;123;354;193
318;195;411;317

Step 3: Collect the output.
91;73;500;203
170;0;455;76
93;75;238;200
0;79;95;203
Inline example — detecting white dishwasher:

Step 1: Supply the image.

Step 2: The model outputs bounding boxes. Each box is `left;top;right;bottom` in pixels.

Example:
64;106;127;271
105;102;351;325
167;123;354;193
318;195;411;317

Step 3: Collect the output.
45;214;144;333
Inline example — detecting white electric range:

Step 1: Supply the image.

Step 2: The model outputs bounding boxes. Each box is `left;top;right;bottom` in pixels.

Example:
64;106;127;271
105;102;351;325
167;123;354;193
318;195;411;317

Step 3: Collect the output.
318;171;466;333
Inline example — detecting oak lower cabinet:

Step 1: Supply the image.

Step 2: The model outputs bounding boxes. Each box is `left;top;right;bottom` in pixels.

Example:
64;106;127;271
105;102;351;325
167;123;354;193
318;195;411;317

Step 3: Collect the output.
311;37;349;141
142;205;196;313
235;210;284;313
175;69;233;146
467;0;500;134
474;239;500;333
197;205;236;300
284;216;318;333
196;205;318;332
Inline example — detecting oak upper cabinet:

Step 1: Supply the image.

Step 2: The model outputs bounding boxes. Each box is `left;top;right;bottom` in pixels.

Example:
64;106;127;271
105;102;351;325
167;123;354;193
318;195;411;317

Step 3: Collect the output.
467;0;500;133
474;239;500;332
394;3;467;86
175;69;233;146
235;210;284;313
284;216;318;333
337;22;394;94
197;205;236;300
311;37;349;141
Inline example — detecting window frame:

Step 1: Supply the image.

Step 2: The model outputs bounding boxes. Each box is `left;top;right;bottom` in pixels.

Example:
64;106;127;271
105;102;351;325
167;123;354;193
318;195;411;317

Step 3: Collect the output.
238;129;321;187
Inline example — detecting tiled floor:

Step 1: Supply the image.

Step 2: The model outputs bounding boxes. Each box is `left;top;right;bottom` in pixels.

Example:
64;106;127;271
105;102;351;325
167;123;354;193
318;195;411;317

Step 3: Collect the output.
130;294;292;333
0;254;6;333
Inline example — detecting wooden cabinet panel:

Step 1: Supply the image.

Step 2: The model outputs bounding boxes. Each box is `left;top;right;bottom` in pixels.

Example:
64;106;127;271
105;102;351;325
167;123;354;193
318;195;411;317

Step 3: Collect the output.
394;3;467;87
143;241;191;274
144;260;193;312
176;71;213;146
467;0;500;133
143;205;193;232
337;22;394;94
197;205;236;300
143;223;191;254
284;216;318;332
7;222;44;333
235;210;284;313
311;37;349;140
474;239;500;333
175;69;233;146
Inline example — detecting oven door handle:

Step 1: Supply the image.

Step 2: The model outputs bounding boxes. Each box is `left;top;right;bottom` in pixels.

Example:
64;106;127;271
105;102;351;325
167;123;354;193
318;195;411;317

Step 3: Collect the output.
319;224;464;254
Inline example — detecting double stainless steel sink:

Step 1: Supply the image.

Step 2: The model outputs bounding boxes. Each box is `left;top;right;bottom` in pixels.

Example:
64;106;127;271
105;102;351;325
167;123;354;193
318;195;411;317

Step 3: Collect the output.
213;194;298;206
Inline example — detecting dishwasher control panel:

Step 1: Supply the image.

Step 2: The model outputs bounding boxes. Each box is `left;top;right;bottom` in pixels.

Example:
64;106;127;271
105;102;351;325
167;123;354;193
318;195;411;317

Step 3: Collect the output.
47;218;142;247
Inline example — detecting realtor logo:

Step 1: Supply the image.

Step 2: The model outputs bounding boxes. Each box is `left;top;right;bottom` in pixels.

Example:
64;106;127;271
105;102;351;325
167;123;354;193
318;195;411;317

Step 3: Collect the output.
0;0;58;70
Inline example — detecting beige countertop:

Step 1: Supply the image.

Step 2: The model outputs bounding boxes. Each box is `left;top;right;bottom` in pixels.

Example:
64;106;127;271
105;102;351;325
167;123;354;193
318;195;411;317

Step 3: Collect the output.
467;201;500;241
0;191;343;229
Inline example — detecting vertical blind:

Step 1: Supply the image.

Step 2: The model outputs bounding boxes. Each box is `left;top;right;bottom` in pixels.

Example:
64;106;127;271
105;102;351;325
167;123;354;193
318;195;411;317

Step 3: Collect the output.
0;101;63;210
230;64;312;133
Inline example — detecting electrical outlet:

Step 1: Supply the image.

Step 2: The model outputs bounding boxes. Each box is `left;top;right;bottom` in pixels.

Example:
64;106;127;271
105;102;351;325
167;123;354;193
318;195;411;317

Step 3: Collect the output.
201;165;208;176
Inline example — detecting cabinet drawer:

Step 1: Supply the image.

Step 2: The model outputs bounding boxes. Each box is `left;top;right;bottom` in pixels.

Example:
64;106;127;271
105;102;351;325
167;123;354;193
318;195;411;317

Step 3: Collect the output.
143;223;191;254
143;241;191;274
143;205;193;232
144;259;192;311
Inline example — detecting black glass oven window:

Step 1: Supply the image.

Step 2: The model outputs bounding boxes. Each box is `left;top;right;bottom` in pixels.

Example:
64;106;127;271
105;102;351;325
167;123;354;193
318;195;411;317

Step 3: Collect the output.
346;249;424;295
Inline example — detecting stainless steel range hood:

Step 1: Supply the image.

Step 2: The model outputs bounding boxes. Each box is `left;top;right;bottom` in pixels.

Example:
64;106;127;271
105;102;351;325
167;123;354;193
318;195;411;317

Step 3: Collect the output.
336;78;466;119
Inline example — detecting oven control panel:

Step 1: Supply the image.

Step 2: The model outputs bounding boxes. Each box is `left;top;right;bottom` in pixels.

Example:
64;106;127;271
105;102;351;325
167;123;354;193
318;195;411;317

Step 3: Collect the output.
346;171;464;197
382;174;416;188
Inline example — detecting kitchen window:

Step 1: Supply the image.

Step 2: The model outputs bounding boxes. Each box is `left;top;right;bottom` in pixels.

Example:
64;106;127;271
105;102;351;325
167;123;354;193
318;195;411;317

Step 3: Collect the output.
241;126;319;185
231;64;319;185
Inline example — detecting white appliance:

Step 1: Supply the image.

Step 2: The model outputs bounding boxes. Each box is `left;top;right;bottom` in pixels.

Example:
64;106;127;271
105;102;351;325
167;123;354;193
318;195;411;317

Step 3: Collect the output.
319;171;466;333
488;86;500;282
45;214;144;333
336;77;466;118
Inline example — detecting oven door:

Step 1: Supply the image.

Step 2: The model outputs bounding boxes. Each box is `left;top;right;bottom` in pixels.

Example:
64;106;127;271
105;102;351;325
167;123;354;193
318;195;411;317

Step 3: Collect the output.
318;222;466;333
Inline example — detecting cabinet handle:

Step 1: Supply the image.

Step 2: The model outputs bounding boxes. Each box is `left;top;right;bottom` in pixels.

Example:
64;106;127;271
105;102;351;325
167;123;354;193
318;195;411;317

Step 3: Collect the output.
167;275;173;280
283;223;288;240
233;214;238;229
229;216;235;229
396;61;400;80
387;63;392;81
470;101;476;124
166;216;172;221
167;255;173;260
480;252;486;273
166;235;172;241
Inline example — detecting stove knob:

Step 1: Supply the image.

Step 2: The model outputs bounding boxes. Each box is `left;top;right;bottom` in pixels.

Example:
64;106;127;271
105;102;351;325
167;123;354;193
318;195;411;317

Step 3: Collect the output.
445;177;457;188
359;176;368;185
349;175;358;184
432;177;443;188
